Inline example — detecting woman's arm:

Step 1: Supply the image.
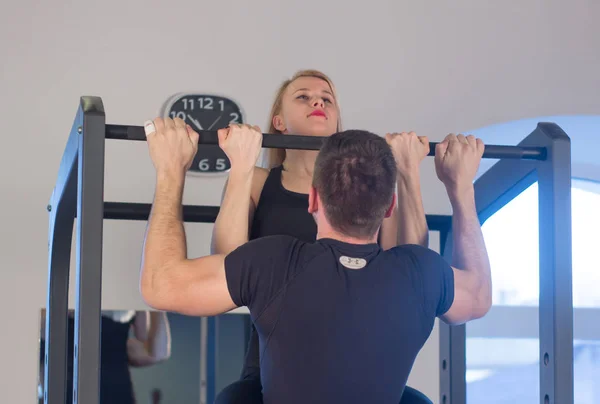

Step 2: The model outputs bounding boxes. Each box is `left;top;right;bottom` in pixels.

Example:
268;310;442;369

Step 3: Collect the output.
210;125;266;255
379;174;429;250
396;173;429;246
210;167;268;254
127;311;172;367
380;132;430;250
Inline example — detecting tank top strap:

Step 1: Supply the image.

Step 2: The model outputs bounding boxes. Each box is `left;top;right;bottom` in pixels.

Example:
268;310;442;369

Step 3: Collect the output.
265;165;284;187
257;165;284;200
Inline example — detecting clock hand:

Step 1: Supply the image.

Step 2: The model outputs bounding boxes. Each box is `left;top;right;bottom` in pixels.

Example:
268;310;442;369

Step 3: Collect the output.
187;115;203;130
207;116;221;130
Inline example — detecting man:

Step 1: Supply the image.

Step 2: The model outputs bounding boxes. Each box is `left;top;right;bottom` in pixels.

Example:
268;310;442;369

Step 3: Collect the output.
139;118;492;404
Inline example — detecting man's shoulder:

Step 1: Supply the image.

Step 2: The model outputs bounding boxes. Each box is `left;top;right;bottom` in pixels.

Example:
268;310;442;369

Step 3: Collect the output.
387;243;432;256
247;234;303;247
385;244;445;266
241;235;313;256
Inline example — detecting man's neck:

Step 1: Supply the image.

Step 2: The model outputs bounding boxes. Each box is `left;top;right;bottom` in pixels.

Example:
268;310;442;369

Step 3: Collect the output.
316;229;378;245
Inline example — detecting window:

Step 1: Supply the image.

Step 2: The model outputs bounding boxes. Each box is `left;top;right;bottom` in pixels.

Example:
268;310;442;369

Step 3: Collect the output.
466;179;600;403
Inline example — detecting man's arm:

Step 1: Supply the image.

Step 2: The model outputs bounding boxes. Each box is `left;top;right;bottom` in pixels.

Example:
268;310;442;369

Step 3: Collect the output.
434;134;492;325
441;186;492;325
140;117;240;317
139;170;237;317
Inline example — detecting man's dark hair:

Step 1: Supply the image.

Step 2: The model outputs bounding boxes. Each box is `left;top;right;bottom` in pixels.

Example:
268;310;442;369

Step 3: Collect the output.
313;129;397;239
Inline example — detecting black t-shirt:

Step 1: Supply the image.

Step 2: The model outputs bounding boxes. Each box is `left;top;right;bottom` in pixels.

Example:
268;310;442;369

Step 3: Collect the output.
224;235;455;404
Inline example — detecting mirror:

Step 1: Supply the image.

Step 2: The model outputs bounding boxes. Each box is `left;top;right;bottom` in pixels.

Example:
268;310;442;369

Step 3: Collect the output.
37;309;202;404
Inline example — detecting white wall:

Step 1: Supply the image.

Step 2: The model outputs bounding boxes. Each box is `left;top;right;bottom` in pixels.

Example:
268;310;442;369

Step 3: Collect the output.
2;0;600;402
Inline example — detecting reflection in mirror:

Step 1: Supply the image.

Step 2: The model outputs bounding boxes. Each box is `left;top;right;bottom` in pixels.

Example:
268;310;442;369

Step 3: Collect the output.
37;309;202;404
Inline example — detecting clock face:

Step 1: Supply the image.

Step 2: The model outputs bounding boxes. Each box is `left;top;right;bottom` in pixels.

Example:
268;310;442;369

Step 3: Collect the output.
164;94;244;175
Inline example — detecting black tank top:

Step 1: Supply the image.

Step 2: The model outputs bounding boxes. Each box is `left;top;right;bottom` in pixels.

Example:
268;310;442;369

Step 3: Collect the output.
249;166;317;242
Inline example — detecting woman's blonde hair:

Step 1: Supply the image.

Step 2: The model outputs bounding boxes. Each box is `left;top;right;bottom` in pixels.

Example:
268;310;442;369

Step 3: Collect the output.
262;69;343;169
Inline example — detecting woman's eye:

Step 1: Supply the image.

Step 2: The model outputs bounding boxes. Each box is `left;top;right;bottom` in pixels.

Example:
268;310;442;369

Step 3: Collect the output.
297;95;309;100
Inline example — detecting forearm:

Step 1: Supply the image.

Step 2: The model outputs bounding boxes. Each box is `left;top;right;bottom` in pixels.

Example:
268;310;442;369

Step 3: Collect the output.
211;168;254;254
146;311;171;361
140;171;187;303
128;312;171;367
449;186;492;307
396;173;429;247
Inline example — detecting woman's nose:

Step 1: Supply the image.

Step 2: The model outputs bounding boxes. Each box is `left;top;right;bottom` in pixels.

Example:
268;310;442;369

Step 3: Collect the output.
312;97;324;108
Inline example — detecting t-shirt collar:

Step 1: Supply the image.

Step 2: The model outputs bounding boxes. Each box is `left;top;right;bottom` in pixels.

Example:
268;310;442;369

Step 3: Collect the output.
317;237;381;255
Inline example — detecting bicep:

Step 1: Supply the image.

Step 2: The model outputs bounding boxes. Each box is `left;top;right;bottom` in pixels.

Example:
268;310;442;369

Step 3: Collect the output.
440;267;483;325
150;255;238;317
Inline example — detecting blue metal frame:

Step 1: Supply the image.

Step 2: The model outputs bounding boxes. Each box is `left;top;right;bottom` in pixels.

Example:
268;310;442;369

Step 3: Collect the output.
44;98;82;404
45;96;105;404
438;122;573;404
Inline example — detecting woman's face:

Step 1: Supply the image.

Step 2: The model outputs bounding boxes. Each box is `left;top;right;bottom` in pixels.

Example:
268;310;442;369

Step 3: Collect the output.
273;76;339;137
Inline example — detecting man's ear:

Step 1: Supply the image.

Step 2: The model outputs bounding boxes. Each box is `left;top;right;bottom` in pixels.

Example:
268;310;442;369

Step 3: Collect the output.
308;186;318;214
273;114;286;132
384;193;397;218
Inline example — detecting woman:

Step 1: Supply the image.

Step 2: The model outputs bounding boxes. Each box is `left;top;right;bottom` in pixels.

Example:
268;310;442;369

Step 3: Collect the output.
212;70;431;404
39;310;171;404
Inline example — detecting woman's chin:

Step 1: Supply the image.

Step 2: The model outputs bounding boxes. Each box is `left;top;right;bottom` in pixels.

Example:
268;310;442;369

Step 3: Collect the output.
292;125;337;137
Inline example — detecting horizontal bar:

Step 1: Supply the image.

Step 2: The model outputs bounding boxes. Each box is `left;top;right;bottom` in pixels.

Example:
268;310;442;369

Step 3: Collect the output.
101;202;451;230
426;214;452;232
467;306;595;341
105;124;547;160
106;124;323;151
103;202;219;223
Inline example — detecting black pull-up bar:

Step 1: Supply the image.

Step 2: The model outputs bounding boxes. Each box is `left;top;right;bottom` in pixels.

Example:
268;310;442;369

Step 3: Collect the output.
105;124;547;161
101;202;452;231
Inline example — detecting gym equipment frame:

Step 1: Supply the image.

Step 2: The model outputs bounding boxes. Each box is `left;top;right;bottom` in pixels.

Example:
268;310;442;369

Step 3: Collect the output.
44;96;572;404
438;117;572;404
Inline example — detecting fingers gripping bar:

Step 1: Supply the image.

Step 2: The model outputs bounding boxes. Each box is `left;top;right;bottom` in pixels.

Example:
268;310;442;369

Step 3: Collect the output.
105;124;547;161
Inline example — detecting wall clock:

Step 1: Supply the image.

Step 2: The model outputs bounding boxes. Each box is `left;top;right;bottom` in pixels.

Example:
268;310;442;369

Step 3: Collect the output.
163;93;245;175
